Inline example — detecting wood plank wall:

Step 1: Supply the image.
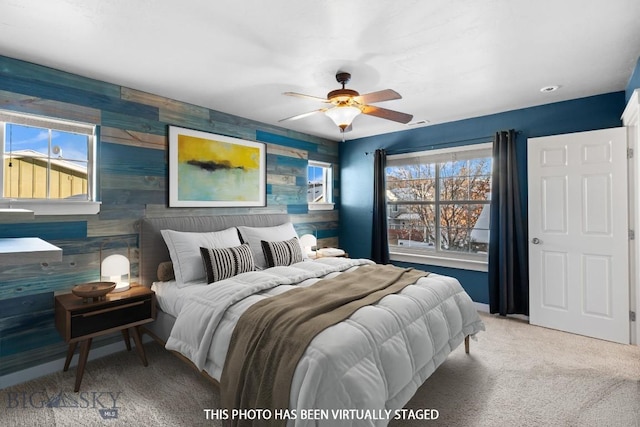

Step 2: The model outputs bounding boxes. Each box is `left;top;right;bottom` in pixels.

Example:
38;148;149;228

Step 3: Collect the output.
0;55;340;377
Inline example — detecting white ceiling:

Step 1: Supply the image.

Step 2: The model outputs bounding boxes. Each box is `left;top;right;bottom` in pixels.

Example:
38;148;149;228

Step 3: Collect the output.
1;0;640;142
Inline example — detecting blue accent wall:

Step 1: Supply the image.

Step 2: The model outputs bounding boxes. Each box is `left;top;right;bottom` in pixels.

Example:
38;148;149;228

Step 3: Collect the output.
339;92;626;304
0;55;340;380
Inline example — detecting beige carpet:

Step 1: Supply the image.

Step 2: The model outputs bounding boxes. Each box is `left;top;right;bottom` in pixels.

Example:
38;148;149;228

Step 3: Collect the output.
2;313;639;426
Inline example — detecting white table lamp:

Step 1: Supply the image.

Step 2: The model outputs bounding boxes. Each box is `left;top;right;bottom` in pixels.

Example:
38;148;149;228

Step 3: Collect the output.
299;234;317;258
101;254;130;292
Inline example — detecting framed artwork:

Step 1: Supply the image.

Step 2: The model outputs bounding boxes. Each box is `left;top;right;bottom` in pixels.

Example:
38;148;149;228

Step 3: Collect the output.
168;126;266;207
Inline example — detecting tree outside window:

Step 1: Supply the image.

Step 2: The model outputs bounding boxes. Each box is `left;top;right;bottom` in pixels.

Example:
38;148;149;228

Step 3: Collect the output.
386;143;492;263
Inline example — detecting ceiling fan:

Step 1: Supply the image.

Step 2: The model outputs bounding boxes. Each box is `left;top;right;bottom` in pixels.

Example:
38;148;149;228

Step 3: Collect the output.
279;72;413;133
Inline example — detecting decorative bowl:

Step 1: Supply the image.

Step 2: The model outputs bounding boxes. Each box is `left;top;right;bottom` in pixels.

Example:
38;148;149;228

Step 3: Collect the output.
72;281;116;302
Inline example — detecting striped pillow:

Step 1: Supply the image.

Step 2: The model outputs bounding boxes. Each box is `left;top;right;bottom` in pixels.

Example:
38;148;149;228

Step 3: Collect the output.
261;237;304;267
200;244;255;284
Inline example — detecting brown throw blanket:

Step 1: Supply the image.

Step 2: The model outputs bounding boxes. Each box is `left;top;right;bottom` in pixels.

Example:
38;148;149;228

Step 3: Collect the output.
220;264;429;427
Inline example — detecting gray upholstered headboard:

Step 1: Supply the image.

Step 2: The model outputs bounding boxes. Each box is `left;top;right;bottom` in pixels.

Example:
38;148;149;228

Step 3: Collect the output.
139;214;290;286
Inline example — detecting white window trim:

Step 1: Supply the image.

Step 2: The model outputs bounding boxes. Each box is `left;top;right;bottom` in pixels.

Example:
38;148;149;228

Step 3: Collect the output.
390;251;488;272
307;160;334;210
308;202;335;211
387;142;492;270
0;110;100;216
0;199;101;215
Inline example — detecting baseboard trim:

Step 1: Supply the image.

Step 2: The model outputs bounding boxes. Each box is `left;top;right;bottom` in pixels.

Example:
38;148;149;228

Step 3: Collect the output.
474;302;531;322
0;335;154;390
474;302;490;313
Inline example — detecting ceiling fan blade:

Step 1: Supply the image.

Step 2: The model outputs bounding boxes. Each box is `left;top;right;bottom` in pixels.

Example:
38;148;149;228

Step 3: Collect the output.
278;109;327;122
361;105;413;124
354;89;401;105
283;92;330;103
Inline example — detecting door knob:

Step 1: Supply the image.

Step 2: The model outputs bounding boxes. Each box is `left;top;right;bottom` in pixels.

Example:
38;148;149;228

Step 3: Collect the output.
532;238;541;244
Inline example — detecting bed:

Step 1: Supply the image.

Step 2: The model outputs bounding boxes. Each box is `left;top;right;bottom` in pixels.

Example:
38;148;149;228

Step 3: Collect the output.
139;214;484;426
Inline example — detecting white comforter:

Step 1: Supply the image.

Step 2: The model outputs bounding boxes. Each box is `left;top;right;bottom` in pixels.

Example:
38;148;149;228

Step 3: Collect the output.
166;258;484;426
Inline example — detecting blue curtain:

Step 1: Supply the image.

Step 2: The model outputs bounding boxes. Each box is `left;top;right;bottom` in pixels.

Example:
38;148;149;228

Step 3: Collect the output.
488;130;529;315
371;149;390;264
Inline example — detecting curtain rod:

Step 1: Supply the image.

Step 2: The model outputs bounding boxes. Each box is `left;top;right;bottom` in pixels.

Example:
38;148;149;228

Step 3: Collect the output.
364;130;520;156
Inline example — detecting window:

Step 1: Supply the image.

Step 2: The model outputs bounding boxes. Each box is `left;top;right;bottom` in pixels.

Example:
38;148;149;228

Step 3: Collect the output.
0;110;100;215
385;143;492;271
307;160;334;210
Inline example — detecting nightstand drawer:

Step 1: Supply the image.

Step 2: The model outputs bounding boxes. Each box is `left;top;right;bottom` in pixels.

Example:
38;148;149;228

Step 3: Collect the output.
70;297;153;339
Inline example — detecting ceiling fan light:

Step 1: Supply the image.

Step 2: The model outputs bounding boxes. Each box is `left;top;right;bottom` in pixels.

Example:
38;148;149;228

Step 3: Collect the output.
325;106;361;131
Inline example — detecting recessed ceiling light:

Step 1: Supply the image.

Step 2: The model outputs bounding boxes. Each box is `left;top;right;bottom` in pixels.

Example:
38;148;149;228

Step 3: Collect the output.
540;85;560;93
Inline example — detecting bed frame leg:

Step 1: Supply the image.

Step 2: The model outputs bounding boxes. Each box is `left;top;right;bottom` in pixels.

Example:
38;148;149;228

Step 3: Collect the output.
464;335;470;354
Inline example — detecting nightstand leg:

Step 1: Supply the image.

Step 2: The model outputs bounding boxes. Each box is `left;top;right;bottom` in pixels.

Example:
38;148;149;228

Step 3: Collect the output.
121;329;132;351
63;342;77;372
75;338;92;392
130;326;148;367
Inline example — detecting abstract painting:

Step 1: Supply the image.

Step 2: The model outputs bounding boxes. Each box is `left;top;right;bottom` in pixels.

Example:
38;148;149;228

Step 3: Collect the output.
168;126;266;207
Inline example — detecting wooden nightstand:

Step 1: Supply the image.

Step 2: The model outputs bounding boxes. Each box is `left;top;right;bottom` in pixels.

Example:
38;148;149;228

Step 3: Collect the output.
55;286;156;391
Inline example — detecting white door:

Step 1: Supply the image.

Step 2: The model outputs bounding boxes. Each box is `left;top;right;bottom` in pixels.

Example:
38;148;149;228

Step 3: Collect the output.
528;127;629;344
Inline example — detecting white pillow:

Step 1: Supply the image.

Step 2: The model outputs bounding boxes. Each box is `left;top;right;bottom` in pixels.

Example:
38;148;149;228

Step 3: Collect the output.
237;222;307;269
160;227;242;286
